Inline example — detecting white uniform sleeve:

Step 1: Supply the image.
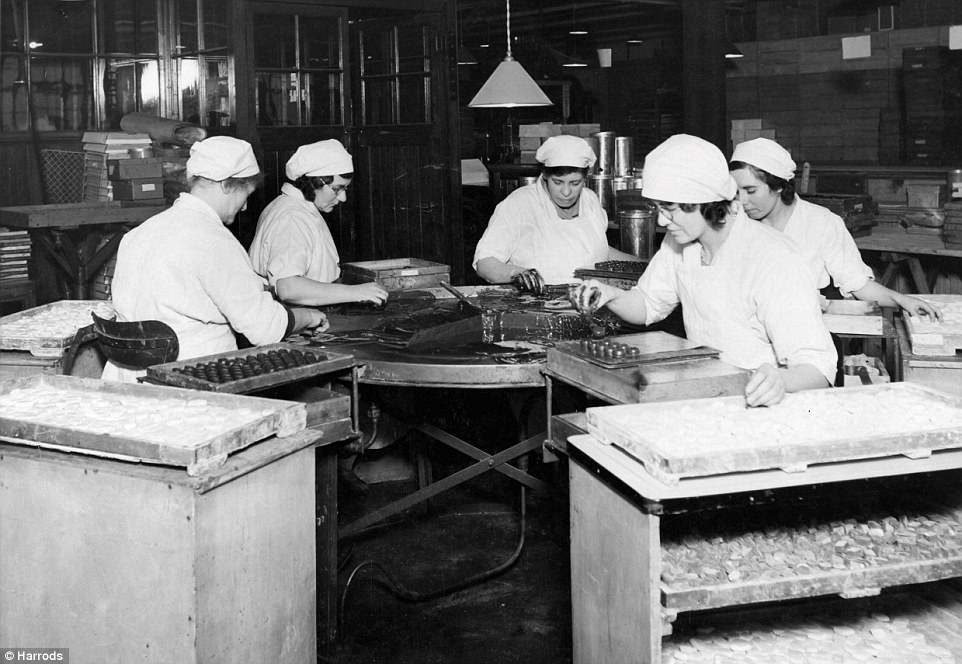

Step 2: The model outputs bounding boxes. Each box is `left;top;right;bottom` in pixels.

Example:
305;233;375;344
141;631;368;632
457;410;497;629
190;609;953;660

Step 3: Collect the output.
755;253;837;383
473;197;523;270
634;241;681;326
817;211;873;296
201;239;289;345
261;212;315;286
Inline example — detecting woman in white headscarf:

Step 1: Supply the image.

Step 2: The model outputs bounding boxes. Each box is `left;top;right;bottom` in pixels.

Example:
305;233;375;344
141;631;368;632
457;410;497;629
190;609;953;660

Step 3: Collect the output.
250;139;388;306
473;135;638;294
104;136;326;382
729;137;940;320
572;134;837;407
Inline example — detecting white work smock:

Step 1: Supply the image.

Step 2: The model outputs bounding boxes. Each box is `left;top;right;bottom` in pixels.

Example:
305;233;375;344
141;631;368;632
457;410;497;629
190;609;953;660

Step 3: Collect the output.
102;193;290;382
781;196;874;295
249;183;341;286
635;209;837;383
472;177;609;285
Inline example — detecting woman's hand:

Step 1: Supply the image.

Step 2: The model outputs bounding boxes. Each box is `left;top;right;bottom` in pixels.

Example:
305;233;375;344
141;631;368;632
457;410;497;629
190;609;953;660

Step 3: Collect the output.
745;362;786;407
511;268;546;295
353;282;389;305
895;293;942;322
569;280;620;314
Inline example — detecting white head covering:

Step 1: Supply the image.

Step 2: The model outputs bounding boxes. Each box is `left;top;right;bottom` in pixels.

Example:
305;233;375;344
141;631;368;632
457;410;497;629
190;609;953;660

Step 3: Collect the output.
186;136;259;180
286;140;354;180
642;134;737;204
731;137;796;180
535;135;597;169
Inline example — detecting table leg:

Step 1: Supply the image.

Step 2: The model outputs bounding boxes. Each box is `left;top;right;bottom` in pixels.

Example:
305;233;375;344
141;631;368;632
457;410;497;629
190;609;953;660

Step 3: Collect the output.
316;444;339;662
907;257;931;294
570;460;661;664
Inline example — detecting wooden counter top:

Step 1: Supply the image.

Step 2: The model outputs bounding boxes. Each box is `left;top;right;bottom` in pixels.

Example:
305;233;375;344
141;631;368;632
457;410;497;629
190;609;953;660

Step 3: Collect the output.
856;228;962;258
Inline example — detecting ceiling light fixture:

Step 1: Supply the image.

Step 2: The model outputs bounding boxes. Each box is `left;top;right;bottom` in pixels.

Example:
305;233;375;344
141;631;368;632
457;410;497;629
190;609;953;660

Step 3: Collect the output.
725;42;743;59
468;0;552;108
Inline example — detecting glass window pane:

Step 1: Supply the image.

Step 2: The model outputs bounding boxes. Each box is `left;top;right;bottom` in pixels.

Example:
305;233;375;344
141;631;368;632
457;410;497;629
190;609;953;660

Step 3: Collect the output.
253;14;295;68
302;72;341;125
101;0;158;55
205;57;231;126
299;16;339;69
178;57;200;123
2;0;22;55
360;29;393;77
176;0;198;53
204;0;228;50
256;72;298;126
363;79;394;125
105;59;160;128
1;56;29;133
29;57;94;131
29;0;93;54
397;75;427;124
397;25;427;74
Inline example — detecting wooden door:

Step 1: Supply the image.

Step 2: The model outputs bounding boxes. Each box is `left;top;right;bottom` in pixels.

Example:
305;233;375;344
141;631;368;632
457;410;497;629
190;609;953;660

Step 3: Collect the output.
348;11;463;280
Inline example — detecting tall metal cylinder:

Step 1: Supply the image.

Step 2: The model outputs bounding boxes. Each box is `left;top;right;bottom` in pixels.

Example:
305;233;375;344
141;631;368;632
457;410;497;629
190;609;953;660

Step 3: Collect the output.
591;131;617;175
585;136;601;174
614;136;634;175
588;174;615;220
619;209;656;260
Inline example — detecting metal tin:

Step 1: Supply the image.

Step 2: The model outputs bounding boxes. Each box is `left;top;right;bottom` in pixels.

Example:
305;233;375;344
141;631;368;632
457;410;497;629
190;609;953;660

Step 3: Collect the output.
588;175;615;220
591;131;617;175
585;136;601;174
519;176;539;187
614;136;634;175
619;209;656;260
613;175;643;191
128;146;154;159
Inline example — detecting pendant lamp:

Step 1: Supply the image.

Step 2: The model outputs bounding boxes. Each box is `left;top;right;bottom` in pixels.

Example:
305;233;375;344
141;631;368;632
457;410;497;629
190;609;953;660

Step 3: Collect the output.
468;0;552;108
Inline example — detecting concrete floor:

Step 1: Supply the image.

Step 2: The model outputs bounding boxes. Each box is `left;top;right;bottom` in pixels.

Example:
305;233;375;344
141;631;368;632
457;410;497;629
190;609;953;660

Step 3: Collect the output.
334;449;573;664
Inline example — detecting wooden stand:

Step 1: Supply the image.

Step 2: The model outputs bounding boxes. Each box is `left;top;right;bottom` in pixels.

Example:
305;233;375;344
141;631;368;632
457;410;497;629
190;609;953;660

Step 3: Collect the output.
0;429;323;663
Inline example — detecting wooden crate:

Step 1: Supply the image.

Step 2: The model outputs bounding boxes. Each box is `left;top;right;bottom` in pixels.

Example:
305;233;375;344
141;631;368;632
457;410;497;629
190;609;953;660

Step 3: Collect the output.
339;258;450;291
0;374;306;475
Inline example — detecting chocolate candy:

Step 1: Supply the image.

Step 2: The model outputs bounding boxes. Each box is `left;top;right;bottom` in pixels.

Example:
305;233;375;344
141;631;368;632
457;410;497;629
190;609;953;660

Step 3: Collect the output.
171;348;327;384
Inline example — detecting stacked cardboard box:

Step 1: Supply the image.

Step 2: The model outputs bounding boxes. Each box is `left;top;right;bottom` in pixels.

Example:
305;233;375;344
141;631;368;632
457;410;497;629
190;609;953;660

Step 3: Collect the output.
803;193;878;237
730;118;776;149
108;158;164;202
902;46;962;166
0;227;31;284
82;132;152;202
517;123;601;163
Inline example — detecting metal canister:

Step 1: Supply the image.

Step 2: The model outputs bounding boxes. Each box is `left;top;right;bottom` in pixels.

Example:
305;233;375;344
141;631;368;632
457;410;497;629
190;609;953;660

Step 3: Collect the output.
948;169;962;200
585;136;601;174
619;209;656;260
591;131;617;175
588;174;614;220
614;136;634;175
519;176;539;188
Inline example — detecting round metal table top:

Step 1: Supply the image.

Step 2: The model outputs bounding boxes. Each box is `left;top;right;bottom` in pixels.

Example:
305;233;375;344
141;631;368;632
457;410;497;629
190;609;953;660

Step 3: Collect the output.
303;285;579;389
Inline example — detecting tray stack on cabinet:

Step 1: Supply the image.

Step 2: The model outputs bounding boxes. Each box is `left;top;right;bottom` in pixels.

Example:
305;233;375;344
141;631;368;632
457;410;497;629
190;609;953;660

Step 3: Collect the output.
803;193;878;237
339;258;450;291
0;300;114;358
944;201;962;248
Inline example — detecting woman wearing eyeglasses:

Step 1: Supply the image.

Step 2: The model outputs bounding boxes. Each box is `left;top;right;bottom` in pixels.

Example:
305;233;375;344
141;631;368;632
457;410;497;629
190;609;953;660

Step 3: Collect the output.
572;134;837;407
249;139;388;306
729;137;941;321
473;135;638;295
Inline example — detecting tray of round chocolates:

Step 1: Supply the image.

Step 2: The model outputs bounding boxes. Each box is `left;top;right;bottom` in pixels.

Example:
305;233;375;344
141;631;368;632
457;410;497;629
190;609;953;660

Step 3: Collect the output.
556;334;719;369
145;343;356;393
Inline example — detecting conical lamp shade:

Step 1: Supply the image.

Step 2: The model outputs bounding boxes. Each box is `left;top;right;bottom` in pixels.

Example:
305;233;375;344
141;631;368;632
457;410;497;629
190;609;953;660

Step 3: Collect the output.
468;57;553;108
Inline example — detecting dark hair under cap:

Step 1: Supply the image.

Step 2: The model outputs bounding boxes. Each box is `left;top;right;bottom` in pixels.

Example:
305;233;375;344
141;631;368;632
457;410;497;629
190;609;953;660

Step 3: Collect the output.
730;161;796;205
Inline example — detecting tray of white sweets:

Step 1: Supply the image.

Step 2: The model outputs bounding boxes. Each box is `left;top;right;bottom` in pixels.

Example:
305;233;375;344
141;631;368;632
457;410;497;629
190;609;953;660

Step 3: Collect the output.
0;300;114;357
903;294;962;356
0;374;306;476
586;383;962;485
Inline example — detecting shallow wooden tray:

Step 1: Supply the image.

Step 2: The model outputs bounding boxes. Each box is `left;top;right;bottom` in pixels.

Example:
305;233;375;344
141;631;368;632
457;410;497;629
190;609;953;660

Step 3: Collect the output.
586;382;962;485
0;300;114;357
146;342;356;393
0;374;306;475
904;294;962;356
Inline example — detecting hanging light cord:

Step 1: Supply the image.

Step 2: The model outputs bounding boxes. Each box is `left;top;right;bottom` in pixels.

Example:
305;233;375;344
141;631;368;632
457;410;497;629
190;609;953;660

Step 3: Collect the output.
505;0;514;59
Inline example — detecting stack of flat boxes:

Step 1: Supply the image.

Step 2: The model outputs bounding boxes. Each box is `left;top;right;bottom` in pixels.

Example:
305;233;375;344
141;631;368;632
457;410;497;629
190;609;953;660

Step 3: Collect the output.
730;119;776;150
902;46;962;166
518;123;601;164
82;132;152;202
108;158;164;203
944;202;962;248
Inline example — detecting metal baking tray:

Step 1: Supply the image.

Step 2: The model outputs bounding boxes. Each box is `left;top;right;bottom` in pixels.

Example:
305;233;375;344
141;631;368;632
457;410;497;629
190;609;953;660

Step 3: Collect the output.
146;342;356;393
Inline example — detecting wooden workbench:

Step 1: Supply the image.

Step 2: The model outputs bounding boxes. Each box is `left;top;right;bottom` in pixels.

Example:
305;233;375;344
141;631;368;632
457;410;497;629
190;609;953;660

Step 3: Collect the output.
856;227;962;294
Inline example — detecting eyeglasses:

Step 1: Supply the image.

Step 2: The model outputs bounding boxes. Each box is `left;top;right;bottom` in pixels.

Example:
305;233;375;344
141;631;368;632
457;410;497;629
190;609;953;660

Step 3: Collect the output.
645;199;679;220
326;182;351;195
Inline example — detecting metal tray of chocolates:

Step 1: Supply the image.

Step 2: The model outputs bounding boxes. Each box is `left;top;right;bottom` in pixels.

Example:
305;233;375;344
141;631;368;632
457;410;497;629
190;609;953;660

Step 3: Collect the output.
556;336;719;369
145;343;356;393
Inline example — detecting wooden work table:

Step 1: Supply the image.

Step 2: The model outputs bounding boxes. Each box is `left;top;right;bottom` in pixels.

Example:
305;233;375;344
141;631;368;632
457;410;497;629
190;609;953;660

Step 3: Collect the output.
856;227;962;293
